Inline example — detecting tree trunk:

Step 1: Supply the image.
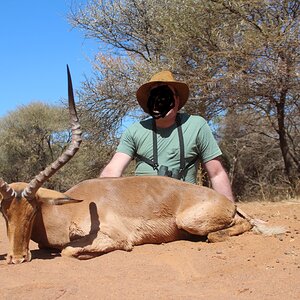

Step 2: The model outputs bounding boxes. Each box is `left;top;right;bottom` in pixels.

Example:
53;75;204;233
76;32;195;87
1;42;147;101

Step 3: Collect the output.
276;93;299;193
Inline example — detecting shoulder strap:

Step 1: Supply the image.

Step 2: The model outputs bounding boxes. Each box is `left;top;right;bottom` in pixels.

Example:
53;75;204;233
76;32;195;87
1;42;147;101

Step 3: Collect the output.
176;114;185;173
152;119;159;170
135;118;159;171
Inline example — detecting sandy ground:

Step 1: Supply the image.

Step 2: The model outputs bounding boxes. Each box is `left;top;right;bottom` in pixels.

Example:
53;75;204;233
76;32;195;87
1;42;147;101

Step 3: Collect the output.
0;200;299;300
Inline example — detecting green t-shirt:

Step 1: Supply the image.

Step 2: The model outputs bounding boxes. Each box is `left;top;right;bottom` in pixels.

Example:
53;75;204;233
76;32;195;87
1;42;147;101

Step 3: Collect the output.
117;113;222;183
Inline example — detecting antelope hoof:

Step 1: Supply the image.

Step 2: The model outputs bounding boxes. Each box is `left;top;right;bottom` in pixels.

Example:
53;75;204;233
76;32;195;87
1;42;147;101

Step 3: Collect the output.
207;231;229;243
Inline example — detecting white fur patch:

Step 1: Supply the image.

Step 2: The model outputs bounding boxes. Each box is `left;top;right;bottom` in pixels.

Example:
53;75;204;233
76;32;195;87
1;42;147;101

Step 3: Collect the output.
251;219;286;236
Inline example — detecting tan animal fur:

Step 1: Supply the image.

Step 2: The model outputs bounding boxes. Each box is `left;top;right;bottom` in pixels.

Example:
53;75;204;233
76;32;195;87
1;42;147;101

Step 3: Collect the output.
1;176;285;263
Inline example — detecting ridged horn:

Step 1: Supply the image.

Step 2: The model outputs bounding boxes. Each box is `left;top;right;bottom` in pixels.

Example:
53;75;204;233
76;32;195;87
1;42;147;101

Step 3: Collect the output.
0;178;17;200
22;65;82;199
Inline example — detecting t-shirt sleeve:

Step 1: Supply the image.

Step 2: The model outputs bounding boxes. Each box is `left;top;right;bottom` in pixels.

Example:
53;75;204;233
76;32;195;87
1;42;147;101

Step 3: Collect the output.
197;121;222;163
116;127;136;157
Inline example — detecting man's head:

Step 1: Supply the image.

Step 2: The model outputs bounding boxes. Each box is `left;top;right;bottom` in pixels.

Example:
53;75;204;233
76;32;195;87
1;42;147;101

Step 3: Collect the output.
147;85;175;119
136;71;189;119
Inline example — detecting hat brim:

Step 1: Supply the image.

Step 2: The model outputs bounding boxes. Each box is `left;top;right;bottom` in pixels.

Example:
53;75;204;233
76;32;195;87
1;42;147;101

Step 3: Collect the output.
136;81;189;114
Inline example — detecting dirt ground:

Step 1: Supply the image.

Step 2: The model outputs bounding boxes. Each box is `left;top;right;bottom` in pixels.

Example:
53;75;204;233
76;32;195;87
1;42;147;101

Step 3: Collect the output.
0;200;299;300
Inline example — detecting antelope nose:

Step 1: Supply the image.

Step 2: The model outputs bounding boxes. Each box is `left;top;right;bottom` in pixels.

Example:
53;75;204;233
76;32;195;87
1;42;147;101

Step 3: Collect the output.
7;251;32;264
12;256;26;264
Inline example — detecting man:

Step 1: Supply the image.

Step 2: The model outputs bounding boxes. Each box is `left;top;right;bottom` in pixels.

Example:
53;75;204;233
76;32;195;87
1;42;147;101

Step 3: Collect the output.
100;70;235;202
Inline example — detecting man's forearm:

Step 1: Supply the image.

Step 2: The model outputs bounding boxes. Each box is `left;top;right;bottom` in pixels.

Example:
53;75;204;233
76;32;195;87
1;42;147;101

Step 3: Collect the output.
99;152;132;178
210;172;235;202
100;167;121;177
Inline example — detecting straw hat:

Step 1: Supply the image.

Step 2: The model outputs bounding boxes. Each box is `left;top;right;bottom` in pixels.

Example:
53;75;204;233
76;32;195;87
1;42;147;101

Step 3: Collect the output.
136;70;189;113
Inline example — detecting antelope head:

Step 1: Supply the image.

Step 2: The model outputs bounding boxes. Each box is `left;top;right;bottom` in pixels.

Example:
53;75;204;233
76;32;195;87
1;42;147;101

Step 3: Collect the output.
0;66;82;264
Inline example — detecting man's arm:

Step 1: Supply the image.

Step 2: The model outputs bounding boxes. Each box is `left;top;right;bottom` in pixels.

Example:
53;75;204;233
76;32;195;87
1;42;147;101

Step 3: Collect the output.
99;152;132;177
202;158;235;202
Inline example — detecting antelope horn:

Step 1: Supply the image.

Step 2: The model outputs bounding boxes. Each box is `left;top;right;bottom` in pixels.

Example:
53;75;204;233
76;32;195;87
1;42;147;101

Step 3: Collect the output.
0;178;17;200
22;65;82;199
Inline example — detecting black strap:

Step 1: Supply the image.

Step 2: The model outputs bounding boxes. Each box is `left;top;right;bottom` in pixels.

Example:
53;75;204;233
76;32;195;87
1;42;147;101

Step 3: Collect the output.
152;119;159;170
135;118;159;170
176;115;185;173
177;155;198;179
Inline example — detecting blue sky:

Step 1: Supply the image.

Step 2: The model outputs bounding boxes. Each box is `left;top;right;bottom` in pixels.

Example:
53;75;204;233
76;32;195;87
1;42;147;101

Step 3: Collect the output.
0;1;96;117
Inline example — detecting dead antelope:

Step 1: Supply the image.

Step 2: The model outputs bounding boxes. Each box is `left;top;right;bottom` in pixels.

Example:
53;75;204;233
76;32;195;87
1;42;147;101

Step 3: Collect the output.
0;68;284;264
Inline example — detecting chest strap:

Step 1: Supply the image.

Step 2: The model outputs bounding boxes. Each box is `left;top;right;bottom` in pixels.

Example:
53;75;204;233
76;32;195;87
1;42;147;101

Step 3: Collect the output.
135;114;198;179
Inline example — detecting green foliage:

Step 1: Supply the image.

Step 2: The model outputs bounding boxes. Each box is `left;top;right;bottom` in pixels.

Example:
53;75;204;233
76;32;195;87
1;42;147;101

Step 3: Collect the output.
0;103;67;183
0;102;112;191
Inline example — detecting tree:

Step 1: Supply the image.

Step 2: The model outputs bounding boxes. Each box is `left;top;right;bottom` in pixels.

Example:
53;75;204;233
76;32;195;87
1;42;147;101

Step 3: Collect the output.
219;110;293;200
0;103;66;184
211;0;300;191
69;0;300;196
0;102;111;191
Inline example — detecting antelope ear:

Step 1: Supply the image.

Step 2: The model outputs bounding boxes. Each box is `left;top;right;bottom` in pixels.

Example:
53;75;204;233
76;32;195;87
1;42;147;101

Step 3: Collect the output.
36;187;83;205
40;197;83;205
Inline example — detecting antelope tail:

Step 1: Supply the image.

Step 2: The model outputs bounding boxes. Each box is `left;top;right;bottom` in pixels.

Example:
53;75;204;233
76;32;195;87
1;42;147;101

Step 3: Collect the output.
236;207;286;236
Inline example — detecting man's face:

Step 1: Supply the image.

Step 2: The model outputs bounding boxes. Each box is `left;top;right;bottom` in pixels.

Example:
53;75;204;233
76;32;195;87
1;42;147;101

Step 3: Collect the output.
147;85;179;119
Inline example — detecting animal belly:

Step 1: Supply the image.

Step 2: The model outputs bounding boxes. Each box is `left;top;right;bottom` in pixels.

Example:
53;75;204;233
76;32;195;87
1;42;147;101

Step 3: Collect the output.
128;218;181;245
